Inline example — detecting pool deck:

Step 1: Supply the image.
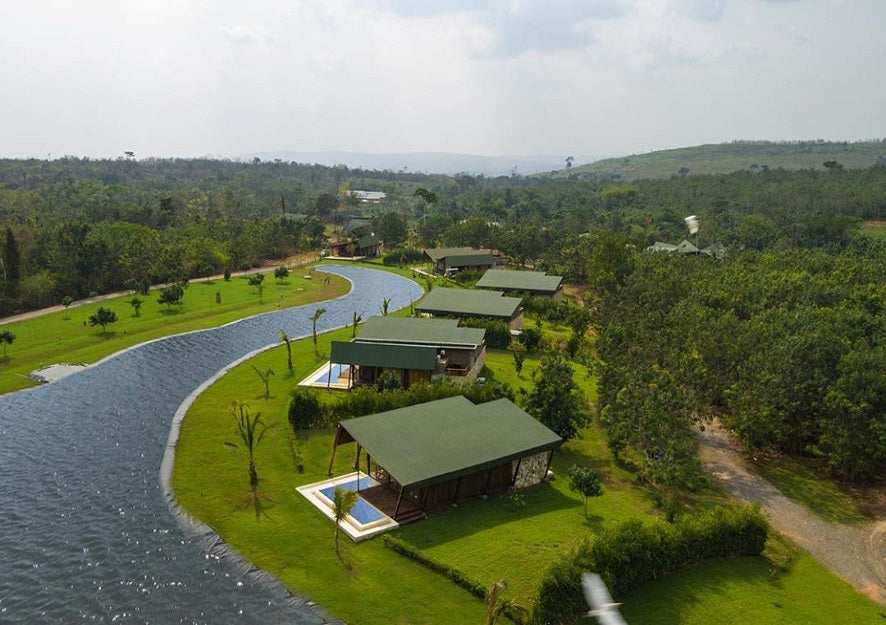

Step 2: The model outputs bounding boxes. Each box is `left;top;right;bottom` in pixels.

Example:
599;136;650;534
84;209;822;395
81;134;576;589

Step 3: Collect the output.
296;472;399;542
297;361;352;390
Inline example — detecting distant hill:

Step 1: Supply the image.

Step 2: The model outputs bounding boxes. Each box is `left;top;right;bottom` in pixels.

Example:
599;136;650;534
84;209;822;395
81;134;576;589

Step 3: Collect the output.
552;140;886;182
244;151;603;177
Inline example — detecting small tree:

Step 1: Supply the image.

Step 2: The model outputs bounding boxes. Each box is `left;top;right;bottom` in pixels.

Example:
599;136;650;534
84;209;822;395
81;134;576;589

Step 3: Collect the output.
0;329;15;359
512;346;526;374
274;265;289;283
129;296;143;317
381;297;391;316
251;365;275;398
279;329;293;371
568;465;603;517
333;486;359;555
61;295;74;318
157;284;184;309
310;308;326;357
228;401;272;491
88;307;118;334
248;273;265;300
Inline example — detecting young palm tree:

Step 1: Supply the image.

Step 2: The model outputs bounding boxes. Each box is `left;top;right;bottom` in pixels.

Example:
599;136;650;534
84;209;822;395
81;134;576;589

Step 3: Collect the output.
229;401;271;491
351;311;362;338
486;579;527;625
310;308;326;357
332;486;358;555
278;329;292;371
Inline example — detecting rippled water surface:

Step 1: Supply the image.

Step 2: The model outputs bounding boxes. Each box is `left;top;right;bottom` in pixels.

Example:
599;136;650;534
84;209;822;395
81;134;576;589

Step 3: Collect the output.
0;266;422;624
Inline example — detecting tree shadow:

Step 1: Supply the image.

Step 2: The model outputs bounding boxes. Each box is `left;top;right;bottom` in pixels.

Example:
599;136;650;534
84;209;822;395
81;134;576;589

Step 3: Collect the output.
239;489;276;522
95;331;118;339
159;308;185;316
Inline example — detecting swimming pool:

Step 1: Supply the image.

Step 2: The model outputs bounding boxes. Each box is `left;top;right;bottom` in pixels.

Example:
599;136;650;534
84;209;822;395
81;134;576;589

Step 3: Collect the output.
317;477;386;525
313;362;349;384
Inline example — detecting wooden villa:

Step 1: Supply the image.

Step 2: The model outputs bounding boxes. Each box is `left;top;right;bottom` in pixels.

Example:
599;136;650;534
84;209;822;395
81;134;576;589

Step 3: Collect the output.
423;247;495;275
415;287;524;330
475;269;564;299
327;395;563;523
329;316;486;389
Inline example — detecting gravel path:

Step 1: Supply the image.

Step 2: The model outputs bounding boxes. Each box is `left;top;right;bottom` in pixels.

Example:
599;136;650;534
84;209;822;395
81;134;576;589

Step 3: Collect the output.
697;420;886;605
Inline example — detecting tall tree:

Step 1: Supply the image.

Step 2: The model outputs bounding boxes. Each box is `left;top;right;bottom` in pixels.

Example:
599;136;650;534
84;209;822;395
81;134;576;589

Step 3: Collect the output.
525;354;588;440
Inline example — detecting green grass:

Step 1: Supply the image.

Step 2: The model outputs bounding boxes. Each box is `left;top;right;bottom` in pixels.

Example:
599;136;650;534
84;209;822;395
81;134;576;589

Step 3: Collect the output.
859;220;886;240
0;267;349;395
621;542;885;624
173;311;882;624
756;456;872;525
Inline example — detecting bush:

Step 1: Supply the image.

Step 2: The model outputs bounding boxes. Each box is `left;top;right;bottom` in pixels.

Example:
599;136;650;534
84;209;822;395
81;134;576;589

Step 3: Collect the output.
461;317;512;349
287;388;326;430
519;326;543;352
382;248;425;266
531;505;768;624
376;369;402;391
453;269;483;285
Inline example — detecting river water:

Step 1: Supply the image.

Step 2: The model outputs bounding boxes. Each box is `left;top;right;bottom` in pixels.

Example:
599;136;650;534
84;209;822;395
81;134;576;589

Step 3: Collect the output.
0;266;423;624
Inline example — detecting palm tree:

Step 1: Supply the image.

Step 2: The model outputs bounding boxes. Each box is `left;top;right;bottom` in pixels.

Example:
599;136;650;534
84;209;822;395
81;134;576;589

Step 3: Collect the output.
279;329;292;371
332;486;358;555
310;308;326;357
381;297;391;316
251;365;275;397
486;579;527;625
228;401;271;491
351;311;362;338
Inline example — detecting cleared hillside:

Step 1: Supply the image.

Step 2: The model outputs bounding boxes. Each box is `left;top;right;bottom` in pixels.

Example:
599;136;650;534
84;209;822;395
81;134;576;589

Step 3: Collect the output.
552;140;886;181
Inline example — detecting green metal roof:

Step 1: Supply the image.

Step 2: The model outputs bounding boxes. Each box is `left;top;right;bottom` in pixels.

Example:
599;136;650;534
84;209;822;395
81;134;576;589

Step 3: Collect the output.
357;316;485;348
330;341;437;370
338;396;562;490
415;288;521;319
476;269;563;294
423;247;494;267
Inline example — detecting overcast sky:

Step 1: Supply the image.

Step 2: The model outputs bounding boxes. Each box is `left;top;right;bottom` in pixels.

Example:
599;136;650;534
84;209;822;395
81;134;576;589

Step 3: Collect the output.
2;0;884;160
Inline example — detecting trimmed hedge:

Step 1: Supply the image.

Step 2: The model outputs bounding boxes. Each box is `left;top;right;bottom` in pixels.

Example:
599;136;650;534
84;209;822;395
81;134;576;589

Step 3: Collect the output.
288;379;516;433
382;248;425;266
531;505;768;624
461;317;512;349
382;535;487;600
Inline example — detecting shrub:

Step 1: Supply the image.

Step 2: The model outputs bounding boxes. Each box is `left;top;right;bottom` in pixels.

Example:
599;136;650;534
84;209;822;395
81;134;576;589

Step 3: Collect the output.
376;369;402;391
531;505;768;624
382;248;425;266
454;269;483;285
462;317;512;349
519;326;543;352
287;388;326;430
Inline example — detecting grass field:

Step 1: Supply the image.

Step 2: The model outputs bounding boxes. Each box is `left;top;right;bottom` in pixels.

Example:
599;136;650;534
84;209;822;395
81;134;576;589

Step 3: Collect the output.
172;328;883;624
0;266;349;395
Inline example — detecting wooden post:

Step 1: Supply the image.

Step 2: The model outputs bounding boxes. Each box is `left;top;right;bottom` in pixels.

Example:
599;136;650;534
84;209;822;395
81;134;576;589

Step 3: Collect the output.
354;443;361;470
327;426;341;476
511;457;524;485
483;468;493;495
393;487;405;520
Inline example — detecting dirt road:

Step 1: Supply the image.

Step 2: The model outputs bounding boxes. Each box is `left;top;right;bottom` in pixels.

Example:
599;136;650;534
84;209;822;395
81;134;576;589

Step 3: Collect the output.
697;420;886;605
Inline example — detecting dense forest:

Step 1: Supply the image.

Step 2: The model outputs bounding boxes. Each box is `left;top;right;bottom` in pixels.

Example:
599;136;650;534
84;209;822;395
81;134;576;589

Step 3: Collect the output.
1;153;883;481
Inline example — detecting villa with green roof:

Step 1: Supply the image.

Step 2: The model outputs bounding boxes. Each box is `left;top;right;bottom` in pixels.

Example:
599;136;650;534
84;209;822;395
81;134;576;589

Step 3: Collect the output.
415;287;524;329
329;316;487;388
476;269;564;299
423;247;495;275
328;395;563;522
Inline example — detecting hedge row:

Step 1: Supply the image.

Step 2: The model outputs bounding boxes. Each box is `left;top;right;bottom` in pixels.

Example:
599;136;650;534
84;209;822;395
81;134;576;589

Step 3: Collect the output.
382;248;426;266
531;505;768;624
288;378;515;431
382;535;487;600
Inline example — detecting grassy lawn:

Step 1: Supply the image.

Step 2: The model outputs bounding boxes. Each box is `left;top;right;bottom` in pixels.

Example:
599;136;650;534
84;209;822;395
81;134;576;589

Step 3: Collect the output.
756;456;872;525
858;220;886;240
0;267;348;395
621;540;885;624
173;326;883;624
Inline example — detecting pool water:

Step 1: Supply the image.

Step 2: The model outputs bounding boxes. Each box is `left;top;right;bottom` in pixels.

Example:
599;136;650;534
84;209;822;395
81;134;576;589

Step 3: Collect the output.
314;363;349;383
318;478;386;525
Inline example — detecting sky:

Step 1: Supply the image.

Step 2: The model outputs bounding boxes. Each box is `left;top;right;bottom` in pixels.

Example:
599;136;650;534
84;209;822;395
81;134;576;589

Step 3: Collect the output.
2;0;884;161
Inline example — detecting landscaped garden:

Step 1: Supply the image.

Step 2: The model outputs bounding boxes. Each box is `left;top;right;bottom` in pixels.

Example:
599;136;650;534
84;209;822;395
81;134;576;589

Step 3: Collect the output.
171;320;884;624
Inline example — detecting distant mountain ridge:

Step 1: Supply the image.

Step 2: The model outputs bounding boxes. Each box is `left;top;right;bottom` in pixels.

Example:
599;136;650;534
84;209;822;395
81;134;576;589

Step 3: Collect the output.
244;151;604;176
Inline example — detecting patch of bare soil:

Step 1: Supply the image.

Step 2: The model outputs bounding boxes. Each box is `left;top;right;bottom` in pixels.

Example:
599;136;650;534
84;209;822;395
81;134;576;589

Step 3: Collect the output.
697;419;886;605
